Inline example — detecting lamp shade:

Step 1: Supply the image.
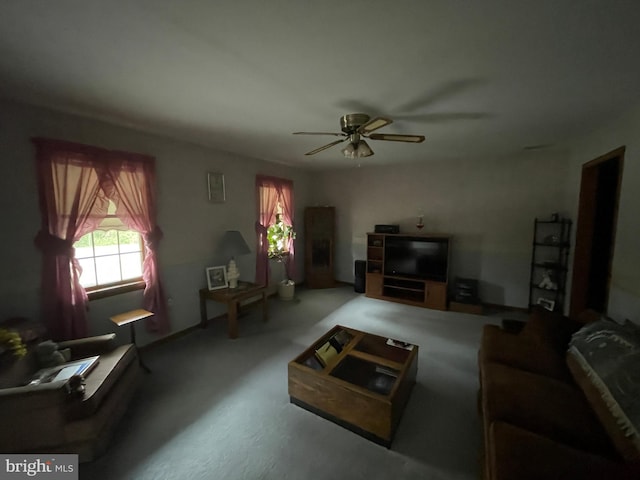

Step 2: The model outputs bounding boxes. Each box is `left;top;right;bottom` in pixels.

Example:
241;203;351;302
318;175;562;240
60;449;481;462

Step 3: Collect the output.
217;230;251;258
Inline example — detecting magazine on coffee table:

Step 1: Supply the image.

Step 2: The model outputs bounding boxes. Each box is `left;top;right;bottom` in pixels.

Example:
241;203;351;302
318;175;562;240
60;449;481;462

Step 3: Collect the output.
28;356;100;385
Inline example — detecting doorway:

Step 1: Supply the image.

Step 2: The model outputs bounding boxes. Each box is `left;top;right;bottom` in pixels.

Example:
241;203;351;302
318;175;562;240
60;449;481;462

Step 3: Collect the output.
569;147;624;317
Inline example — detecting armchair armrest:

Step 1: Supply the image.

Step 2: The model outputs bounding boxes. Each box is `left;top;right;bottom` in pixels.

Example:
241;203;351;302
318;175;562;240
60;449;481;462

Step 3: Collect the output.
0;382;68;411
57;333;117;358
0;383;69;452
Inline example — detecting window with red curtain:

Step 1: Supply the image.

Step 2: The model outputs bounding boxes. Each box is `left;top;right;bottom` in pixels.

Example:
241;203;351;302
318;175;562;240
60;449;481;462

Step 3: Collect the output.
255;175;295;286
74;201;145;292
32;138;170;340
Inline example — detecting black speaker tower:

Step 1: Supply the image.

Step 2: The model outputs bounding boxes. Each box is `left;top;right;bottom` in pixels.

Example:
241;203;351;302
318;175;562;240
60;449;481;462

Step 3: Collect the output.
354;260;366;293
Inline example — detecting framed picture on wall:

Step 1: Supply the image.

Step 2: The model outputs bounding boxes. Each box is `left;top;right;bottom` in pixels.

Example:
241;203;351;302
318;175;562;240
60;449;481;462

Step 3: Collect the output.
537;297;555;311
206;266;228;290
208;172;226;203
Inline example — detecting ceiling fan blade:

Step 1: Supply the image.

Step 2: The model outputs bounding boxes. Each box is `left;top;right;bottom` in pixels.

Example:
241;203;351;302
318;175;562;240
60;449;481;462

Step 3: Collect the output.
368;133;425;143
357;116;392;135
293;131;344;137
304;138;347;155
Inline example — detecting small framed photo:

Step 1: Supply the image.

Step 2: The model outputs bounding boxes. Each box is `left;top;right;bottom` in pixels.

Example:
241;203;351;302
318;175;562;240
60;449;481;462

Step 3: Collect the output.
208;172;226;203
537;297;555;311
206;266;228;290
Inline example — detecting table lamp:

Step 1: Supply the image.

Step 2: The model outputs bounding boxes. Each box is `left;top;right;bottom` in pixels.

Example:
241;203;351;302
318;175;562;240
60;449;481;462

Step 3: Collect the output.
217;230;251;288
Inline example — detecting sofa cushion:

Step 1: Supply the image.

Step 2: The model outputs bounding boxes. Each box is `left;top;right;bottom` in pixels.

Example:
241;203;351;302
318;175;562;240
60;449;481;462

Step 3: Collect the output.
482;361;615;455
521;307;583;352
479;324;572;382
489;421;637;480
568;319;640;461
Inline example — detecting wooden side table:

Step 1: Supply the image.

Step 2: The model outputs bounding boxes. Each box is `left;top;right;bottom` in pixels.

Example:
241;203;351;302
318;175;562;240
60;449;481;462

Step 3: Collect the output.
199;282;268;339
110;308;153;373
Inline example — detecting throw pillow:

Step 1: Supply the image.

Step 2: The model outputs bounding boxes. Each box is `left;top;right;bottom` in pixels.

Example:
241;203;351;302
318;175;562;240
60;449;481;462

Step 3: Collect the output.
567;318;640;461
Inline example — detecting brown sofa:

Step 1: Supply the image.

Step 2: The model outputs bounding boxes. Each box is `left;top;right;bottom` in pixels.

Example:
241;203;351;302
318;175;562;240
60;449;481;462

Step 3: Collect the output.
0;330;141;462
478;308;640;479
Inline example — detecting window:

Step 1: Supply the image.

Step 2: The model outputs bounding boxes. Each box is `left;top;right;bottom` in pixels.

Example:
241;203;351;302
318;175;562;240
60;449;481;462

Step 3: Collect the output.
75;230;143;288
255;175;295;286
33;137;169;339
74;201;144;291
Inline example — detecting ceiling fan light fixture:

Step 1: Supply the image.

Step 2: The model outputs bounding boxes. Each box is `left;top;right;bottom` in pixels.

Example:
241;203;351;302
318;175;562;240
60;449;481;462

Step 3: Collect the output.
342;140;373;159
341;142;356;159
356;140;373;157
295;112;424;157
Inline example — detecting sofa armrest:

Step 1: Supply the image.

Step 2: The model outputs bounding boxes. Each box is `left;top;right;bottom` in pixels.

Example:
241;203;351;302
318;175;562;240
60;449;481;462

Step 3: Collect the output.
481;362;614;455
57;334;117;358
489;421;638;480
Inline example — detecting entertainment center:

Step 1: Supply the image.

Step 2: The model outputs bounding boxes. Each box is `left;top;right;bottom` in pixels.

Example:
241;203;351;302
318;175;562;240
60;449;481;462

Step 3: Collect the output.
365;232;450;310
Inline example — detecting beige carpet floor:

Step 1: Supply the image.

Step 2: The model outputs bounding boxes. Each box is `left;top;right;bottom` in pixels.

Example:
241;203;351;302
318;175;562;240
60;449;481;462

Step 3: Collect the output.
80;286;501;480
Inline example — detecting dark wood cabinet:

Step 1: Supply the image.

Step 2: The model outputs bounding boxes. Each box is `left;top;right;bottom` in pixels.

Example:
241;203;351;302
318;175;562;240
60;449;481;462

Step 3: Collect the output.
304;206;336;288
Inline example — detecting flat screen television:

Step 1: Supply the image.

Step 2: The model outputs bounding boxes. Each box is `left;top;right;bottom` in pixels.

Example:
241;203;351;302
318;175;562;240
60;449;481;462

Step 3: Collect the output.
384;236;449;282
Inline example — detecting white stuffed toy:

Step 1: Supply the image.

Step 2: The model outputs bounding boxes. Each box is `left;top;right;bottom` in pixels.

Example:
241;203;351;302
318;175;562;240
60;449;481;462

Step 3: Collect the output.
538;270;557;290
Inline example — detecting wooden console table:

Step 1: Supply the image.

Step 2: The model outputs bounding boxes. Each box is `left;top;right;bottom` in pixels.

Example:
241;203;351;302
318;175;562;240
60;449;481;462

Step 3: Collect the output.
199;282;268;339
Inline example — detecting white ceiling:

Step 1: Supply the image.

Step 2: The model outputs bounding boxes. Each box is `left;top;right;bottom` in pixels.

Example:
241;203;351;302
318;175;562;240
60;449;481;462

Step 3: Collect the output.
2;1;640;168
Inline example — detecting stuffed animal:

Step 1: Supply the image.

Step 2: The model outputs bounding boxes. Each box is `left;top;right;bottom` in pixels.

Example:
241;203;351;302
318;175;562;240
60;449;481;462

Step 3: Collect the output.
35;340;71;368
538;270;558;290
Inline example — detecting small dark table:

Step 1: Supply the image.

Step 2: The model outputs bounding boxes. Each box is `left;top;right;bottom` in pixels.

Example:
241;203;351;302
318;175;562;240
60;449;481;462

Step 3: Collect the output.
199;282;268;339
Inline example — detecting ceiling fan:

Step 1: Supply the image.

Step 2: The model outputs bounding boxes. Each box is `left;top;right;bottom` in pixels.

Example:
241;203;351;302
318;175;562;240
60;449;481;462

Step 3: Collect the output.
293;113;425;158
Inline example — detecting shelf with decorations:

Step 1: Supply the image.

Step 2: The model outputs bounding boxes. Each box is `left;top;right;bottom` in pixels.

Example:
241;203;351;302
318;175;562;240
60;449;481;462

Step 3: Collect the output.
528;216;572;313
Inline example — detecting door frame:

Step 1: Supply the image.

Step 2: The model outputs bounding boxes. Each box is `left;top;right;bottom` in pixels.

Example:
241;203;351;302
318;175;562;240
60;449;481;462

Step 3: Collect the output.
569;146;624;317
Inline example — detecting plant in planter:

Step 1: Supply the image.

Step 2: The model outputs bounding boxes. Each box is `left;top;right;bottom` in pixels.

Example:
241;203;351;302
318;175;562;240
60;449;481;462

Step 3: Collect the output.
267;214;296;299
0;328;27;359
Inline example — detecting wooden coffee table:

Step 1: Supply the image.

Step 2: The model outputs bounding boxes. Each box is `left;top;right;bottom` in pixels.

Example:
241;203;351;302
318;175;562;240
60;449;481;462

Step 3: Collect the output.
288;325;418;447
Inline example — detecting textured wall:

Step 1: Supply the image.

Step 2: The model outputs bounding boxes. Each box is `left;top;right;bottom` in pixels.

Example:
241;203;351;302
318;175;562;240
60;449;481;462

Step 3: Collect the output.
0;100;309;345
308;152;572;308
564;104;640;322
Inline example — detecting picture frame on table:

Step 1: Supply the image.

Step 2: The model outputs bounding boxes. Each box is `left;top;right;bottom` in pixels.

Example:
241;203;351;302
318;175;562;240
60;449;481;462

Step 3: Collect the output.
206;266;228;290
537;297;555;311
207;172;226;203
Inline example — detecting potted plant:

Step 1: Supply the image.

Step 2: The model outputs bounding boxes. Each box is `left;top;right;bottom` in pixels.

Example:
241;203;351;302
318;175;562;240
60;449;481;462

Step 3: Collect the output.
0;328;27;366
267;214;296;300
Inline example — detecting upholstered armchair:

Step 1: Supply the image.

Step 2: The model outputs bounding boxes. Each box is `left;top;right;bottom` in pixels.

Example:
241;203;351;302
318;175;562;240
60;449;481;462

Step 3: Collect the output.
0;326;141;462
